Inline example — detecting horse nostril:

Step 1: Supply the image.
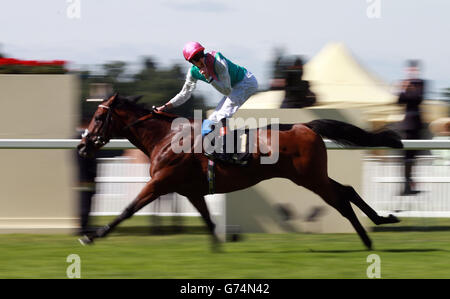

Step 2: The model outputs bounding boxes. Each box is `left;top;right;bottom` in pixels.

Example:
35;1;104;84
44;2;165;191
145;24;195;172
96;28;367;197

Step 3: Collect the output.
77;143;87;157
77;143;85;151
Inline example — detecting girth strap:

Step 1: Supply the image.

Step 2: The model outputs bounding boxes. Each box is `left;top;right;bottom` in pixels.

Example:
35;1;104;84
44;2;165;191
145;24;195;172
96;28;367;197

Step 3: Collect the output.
207;159;215;194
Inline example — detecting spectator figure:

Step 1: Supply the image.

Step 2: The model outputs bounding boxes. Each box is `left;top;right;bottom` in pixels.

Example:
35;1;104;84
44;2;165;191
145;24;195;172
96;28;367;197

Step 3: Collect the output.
278;55;316;108
397;60;425;195
74;120;123;235
74;121;97;235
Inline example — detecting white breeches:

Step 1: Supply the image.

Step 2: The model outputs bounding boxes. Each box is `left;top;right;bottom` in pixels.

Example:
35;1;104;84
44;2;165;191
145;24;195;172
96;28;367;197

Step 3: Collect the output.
208;71;258;122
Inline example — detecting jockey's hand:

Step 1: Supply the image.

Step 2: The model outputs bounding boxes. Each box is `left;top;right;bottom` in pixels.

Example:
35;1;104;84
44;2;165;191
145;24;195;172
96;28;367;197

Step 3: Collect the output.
156;103;172;112
199;68;211;80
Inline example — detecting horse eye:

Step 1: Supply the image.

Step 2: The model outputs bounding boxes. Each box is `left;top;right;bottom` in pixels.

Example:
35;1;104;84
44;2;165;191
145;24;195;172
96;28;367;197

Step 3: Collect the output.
95;116;102;122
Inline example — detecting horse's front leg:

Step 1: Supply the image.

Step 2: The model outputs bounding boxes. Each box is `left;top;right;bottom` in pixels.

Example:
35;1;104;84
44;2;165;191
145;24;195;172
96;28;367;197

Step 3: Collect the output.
187;196;222;252
79;177;167;245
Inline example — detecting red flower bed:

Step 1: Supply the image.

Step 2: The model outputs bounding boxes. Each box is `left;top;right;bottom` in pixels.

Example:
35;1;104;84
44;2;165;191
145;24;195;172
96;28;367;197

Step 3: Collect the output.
0;58;66;66
0;58;67;74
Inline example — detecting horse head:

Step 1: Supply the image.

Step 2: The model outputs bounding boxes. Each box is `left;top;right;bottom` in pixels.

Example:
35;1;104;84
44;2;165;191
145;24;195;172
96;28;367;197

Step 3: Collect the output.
77;93;121;158
77;93;180;158
77;92;149;157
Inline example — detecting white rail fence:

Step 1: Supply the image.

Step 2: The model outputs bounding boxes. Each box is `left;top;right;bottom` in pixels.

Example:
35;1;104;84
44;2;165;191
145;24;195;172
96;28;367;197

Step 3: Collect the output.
1;138;450;150
363;155;450;218
91;157;224;217
1;139;450;219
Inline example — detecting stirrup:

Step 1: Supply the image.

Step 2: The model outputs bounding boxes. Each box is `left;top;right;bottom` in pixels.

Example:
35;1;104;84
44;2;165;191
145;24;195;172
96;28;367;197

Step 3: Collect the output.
228;154;248;165
204;151;217;161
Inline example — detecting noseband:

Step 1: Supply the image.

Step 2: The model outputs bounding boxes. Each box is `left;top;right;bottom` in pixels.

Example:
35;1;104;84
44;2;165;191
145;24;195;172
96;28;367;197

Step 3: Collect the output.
82;104;113;147
98;104;113;146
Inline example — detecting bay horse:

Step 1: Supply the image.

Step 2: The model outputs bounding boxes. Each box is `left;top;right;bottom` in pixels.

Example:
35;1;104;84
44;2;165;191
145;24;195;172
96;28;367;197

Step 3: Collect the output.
77;93;401;250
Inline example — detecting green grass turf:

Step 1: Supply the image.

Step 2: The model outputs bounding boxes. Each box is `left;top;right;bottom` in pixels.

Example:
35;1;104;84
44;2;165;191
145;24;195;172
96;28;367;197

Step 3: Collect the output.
0;216;449;279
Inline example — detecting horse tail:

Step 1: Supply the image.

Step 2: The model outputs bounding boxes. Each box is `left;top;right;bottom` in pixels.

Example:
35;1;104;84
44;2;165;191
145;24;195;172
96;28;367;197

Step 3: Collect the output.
304;119;403;149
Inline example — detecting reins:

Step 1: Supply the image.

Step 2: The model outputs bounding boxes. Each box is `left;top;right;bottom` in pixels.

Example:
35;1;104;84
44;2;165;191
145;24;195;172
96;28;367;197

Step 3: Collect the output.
87;102;180;147
123;113;154;131
122;108;180;131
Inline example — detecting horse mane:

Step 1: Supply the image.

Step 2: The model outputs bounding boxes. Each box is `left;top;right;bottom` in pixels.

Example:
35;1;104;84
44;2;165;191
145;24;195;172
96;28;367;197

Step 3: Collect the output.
115;95;152;115
114;94;189;123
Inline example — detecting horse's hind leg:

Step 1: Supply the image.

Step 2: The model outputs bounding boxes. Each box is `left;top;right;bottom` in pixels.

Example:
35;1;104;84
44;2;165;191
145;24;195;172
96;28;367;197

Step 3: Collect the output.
187;196;221;252
303;178;373;250
330;179;400;225
336;196;373;250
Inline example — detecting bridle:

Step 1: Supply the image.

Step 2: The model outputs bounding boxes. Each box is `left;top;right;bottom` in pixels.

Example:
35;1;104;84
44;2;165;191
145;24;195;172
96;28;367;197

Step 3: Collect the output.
82;103;159;147
82;104;114;147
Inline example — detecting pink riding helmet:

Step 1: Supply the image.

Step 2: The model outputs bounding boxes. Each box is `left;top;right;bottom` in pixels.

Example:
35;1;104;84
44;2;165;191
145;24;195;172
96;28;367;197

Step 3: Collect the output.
183;41;205;61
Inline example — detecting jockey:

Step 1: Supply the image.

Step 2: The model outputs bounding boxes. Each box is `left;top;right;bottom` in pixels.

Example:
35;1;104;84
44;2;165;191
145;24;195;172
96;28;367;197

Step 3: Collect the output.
157;41;258;162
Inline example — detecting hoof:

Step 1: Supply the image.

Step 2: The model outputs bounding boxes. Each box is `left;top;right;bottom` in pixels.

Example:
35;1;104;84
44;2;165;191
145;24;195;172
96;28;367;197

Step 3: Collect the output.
210;236;223;253
227;233;242;242
78;235;94;246
387;214;400;224
211;242;223;253
377;214;400;225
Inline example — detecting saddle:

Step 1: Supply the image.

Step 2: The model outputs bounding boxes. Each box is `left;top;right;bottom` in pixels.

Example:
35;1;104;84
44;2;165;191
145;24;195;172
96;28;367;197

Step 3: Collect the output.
205;128;254;194
202;128;253;166
202;122;253;194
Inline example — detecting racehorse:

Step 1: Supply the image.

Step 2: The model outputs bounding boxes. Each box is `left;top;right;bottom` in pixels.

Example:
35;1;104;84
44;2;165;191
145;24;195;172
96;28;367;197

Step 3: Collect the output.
77;93;402;250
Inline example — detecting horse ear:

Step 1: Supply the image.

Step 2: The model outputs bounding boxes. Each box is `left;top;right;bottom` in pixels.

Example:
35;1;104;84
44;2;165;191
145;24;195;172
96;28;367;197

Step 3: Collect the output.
106;92;118;101
107;92;119;105
128;95;144;103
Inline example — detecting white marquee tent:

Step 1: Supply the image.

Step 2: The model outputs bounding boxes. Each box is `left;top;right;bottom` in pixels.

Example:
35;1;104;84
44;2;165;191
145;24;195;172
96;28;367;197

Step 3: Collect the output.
241;42;398;110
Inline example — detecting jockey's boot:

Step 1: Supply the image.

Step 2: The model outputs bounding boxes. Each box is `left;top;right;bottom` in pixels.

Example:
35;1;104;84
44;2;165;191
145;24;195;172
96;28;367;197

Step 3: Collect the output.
203;119;248;165
204;150;217;161
204;133;243;164
204;133;230;161
217;133;248;165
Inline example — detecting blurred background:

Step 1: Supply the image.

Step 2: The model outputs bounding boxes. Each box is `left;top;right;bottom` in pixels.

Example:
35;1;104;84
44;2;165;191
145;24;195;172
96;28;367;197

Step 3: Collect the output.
0;0;449;278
